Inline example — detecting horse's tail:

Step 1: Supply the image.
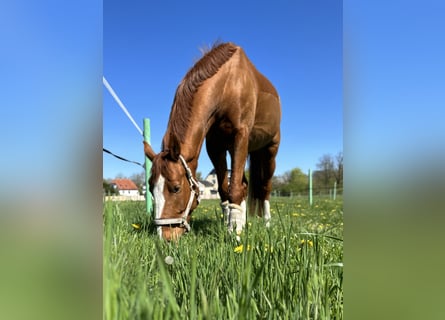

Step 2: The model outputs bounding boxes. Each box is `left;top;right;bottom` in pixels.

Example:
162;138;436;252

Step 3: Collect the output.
248;150;268;217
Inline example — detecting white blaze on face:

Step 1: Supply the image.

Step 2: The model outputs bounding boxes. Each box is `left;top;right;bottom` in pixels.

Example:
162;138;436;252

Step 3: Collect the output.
153;174;166;238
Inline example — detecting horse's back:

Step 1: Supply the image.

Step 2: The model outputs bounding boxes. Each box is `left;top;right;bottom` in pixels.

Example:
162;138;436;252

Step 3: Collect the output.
206;44;281;151
236;47;281;115
246;52;281;150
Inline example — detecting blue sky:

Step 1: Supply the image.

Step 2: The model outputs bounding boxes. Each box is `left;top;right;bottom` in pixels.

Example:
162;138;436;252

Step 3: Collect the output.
104;0;343;179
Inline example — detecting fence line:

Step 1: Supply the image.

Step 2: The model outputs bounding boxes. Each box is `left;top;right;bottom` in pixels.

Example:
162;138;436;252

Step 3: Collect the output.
103;76;143;136
272;186;343;199
103;76;146;169
104;195;146;202
103;148;144;168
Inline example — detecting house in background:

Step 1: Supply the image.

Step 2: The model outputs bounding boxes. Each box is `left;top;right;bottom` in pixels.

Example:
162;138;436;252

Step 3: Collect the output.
111;178;140;197
198;169;231;199
107;171;228;200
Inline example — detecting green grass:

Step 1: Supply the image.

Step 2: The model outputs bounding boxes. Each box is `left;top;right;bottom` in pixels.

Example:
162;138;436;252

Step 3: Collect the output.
104;197;343;319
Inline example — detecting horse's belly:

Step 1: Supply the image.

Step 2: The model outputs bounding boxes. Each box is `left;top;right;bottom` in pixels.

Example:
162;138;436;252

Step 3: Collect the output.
248;127;275;151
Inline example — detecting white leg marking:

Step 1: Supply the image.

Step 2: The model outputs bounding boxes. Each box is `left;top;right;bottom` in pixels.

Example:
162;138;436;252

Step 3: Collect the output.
153;175;166;238
240;199;246;225
220;201;229;225
264;200;271;228
228;200;247;240
238;200;247;241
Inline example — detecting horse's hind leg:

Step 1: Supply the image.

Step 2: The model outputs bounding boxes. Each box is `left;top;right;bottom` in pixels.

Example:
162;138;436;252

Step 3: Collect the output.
249;141;279;227
206;135;230;222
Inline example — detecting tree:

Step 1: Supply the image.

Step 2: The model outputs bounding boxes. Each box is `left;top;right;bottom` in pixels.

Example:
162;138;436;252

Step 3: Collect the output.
130;172;145;187
272;167;308;196
313;152;343;194
287;168;308;194
314;154;335;192
103;179;118;195
334;151;343;188
115;173;125;179
130;171;146;195
317;154;335;183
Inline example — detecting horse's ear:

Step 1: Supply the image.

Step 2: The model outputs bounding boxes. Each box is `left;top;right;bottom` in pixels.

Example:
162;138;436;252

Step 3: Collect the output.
143;141;156;161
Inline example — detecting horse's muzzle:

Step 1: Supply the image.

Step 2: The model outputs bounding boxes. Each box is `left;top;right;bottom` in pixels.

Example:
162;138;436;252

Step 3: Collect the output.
161;226;187;241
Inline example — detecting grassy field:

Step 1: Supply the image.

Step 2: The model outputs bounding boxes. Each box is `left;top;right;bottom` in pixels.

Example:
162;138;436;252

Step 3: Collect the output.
104;196;343;319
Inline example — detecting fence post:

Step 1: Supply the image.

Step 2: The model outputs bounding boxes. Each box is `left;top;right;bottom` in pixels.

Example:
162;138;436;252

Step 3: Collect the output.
144;118;153;214
333;181;337;200
308;169;313;206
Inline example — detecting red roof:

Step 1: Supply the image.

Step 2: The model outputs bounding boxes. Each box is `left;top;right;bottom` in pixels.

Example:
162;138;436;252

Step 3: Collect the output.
112;179;138;190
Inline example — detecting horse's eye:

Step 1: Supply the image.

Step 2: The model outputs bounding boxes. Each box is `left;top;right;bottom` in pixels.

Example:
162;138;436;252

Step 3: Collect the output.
173;185;181;193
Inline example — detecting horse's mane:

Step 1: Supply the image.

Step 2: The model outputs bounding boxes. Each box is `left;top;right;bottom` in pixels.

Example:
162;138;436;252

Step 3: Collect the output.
167;42;238;145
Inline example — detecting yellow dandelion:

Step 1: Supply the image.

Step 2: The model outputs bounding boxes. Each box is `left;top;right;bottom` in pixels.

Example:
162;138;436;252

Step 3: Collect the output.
234;244;250;253
234;244;243;253
131;223;141;230
300;239;314;247
292;213;299;217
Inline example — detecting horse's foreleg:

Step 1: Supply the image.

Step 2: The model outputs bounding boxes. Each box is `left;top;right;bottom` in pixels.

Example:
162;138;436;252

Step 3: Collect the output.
227;127;249;237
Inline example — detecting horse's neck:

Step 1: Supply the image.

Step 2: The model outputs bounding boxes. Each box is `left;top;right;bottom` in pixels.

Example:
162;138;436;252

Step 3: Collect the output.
172;62;231;163
179;113;210;163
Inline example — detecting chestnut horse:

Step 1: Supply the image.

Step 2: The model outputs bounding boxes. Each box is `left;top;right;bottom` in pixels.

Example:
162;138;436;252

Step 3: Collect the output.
144;42;281;241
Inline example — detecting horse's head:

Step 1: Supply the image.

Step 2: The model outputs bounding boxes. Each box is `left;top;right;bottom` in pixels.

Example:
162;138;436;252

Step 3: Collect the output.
144;141;200;241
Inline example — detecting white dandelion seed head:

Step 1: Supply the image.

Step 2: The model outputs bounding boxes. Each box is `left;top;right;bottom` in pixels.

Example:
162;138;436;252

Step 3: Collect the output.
164;255;174;265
